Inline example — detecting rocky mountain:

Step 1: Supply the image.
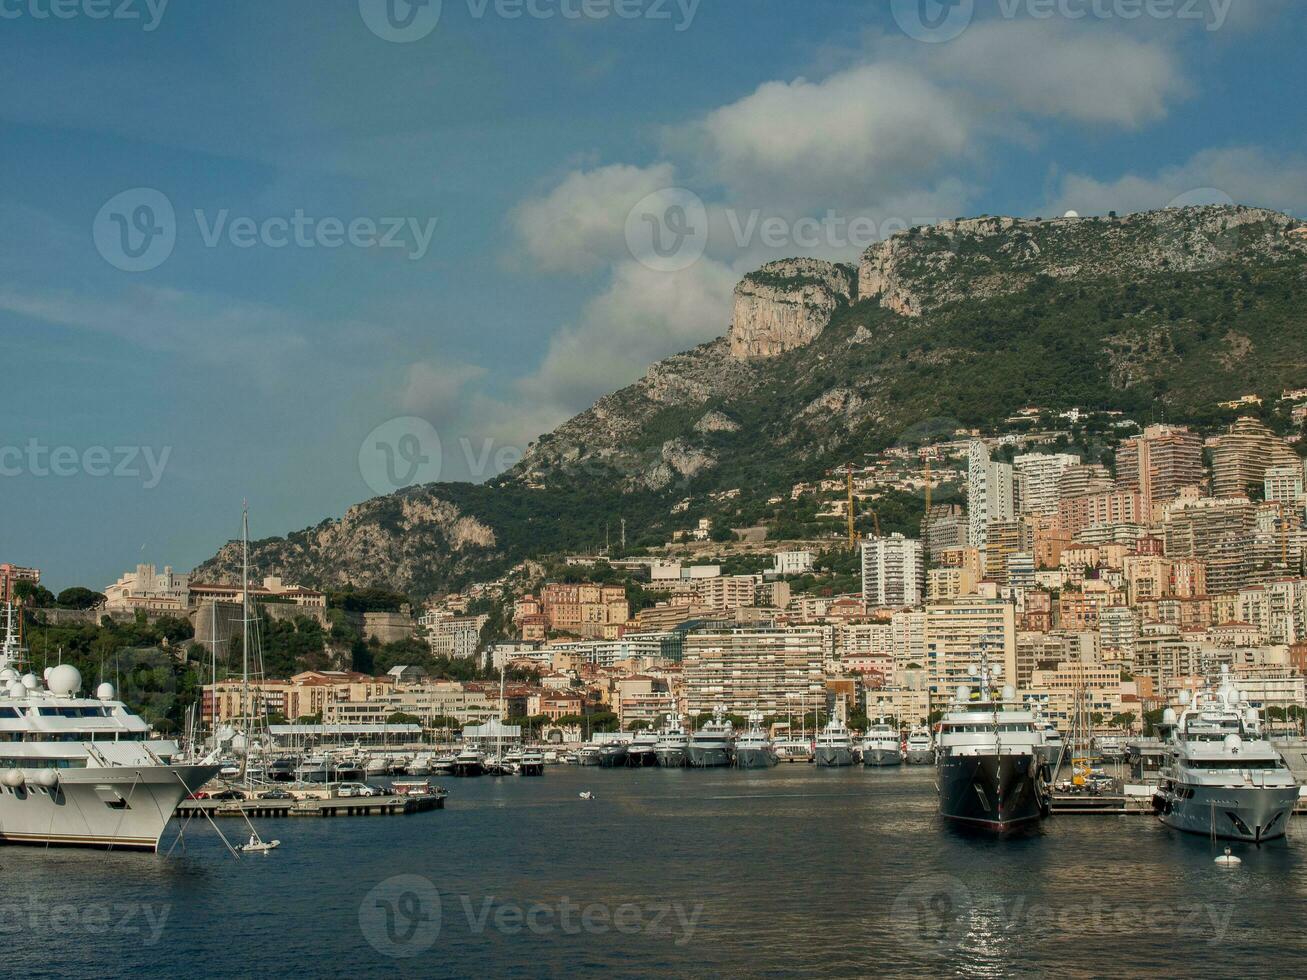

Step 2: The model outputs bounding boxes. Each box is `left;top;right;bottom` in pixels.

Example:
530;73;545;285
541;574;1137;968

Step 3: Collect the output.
196;205;1307;595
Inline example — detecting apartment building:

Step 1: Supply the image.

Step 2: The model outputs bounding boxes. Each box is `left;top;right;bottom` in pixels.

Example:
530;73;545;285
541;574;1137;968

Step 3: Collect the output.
967;441;1015;549
1014;452;1080;516
1210;417;1300;498
861;533;924;609
681;627;829;716
923;596;1017;696
539;582;630;638
1116;423;1204;512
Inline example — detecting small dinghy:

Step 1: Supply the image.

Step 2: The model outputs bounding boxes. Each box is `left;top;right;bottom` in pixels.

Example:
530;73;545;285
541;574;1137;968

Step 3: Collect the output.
578;791;595;800
240;834;281;854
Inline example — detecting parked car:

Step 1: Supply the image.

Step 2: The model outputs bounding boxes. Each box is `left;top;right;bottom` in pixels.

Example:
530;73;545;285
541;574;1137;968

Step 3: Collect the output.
208;789;246;801
336;782;382;798
258;788;295;800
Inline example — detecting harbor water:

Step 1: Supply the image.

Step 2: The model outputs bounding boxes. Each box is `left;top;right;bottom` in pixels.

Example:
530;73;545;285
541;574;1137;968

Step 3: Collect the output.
9;766;1307;978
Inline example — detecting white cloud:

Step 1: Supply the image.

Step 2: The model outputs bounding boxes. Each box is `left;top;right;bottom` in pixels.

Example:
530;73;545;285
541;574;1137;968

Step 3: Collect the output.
1049;146;1307;216
510;163;678;275
683;64;971;211
517;258;738;415
400;360;488;420
934;20;1187;128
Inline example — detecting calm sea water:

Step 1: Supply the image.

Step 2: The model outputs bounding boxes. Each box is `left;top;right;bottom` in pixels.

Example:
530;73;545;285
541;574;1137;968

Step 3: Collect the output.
8;766;1307;978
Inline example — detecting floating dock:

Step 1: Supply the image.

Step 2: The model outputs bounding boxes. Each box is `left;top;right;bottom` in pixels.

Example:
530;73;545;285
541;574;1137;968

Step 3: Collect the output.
1050;792;1307;816
176;792;446;819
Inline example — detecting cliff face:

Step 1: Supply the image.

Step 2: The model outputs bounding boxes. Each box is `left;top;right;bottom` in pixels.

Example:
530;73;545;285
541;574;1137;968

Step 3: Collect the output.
197;205;1307;596
855;206;1300;319
728;259;856;358
195;493;497;594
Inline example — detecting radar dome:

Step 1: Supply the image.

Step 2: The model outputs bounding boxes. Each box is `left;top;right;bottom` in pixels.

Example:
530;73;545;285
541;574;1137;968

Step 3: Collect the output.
36;769;59;788
0;668;16;683
1;769;23;788
20;674;38;691
6;681;24;699
956;685;970;703
46;664;82;697
96;682;115;701
1224;734;1242;753
1001;685;1016;701
1162;708;1177;725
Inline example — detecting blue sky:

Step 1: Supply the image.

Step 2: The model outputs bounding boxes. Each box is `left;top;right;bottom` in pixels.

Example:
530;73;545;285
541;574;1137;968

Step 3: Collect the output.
2;0;1305;590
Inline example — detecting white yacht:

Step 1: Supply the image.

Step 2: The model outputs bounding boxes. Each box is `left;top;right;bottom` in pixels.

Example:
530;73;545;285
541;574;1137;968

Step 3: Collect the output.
451;745;484;777
1034;717;1064;771
0;604;220;850
813;714;855;767
687;708;734;768
936;661;1050;832
733;712;778;769
860;717;902;767
654;716;689;768
626;730;660;767
904;726;935;765
1152;670;1299;842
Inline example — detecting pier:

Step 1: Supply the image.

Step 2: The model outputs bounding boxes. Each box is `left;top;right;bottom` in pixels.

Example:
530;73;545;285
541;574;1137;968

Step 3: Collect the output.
176;792;446;820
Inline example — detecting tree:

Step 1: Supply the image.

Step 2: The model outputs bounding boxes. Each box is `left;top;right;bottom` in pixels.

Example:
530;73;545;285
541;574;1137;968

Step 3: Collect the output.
14;581;55;608
386;712;422;725
56;587;105;609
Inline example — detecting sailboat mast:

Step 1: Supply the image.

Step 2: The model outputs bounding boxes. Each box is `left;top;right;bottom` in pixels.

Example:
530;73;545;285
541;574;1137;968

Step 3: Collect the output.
241;503;251;778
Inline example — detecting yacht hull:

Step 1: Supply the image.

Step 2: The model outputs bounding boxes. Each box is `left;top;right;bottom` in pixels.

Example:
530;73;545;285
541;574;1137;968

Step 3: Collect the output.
814;747;854;767
862;747;902;767
1155;784;1299;842
598;746;628;769
905;748;934;765
625;748;657;768
0;764;219;851
938;753;1047;832
1036;744;1062;769
654;747;686;768
733;747;778;769
687;744;731;768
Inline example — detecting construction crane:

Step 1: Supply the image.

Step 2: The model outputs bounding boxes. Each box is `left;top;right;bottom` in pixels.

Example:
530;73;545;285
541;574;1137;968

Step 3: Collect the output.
846;463;880;548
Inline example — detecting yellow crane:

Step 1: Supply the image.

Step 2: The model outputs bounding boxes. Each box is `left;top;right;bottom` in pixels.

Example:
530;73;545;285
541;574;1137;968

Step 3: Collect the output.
846;463;879;548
